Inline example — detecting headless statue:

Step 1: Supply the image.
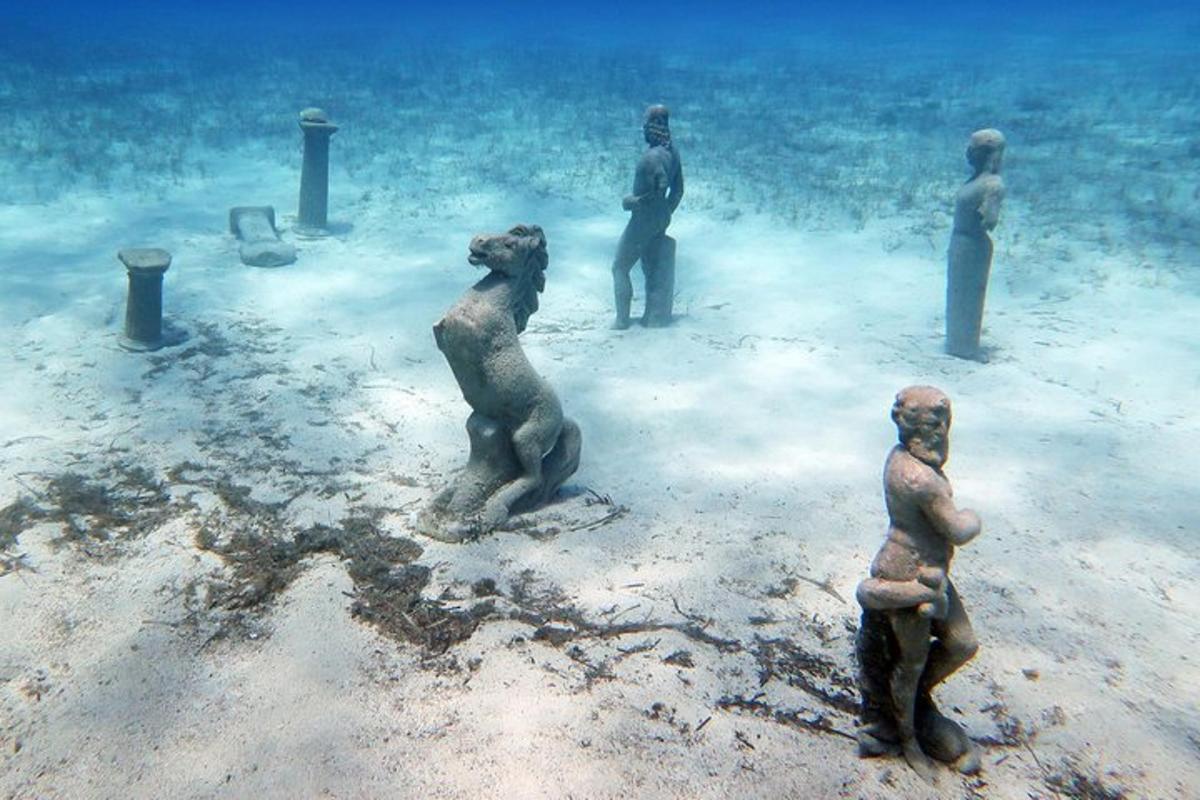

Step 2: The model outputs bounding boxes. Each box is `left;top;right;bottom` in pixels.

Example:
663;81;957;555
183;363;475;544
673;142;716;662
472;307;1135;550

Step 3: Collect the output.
418;225;582;542
855;386;983;783
612;104;684;329
946;129;1006;360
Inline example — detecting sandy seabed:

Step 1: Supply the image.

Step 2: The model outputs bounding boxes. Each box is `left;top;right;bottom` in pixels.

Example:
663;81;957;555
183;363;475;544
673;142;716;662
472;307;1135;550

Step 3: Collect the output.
1;30;1199;800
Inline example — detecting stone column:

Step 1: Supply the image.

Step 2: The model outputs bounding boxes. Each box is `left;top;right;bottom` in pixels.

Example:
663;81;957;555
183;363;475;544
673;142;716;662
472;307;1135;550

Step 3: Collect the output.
642;235;676;327
296;107;338;237
118;248;171;351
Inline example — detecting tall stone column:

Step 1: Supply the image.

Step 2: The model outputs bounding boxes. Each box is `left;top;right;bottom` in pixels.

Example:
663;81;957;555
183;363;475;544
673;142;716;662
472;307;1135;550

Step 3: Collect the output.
118;248;171;351
297;107;338;237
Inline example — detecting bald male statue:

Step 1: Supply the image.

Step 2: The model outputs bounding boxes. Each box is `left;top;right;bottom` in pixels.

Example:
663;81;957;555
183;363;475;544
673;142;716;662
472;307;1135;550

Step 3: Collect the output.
855;386;983;782
611;104;684;329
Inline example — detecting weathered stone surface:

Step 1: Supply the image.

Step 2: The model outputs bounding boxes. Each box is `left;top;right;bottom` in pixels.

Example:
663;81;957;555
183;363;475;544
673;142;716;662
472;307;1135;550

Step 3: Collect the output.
297;108;338;235
418;225;582;542
229;206;297;267
612;104;684;329
946;129;1006;360
117;248;172;351
642;234;676;328
117;248;171;272
854;386;983;782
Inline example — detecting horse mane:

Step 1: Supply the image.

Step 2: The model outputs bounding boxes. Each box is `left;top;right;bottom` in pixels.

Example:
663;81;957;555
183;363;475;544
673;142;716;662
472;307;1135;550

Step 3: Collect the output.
504;225;548;334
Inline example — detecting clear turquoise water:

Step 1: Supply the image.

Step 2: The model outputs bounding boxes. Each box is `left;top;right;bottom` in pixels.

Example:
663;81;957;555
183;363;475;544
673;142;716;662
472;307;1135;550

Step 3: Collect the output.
2;1;1196;254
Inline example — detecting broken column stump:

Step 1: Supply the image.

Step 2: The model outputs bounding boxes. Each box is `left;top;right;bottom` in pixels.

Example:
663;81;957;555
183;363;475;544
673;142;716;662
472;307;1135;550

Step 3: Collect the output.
229;206;297;267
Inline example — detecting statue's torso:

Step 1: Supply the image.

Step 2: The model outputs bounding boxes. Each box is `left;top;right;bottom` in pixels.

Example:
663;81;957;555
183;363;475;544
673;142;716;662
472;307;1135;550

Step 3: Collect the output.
874;446;955;578
631;145;681;231
952;174;1003;237
434;277;552;423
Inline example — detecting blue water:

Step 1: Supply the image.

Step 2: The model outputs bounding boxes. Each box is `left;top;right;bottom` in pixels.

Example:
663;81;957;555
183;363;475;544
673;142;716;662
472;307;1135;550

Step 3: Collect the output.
4;1;1195;40
4;0;1196;235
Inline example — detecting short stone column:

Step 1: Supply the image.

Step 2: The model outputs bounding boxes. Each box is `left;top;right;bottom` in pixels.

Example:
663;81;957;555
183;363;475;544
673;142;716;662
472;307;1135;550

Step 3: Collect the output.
296;107;338;237
118;248;171;351
642;235;676;327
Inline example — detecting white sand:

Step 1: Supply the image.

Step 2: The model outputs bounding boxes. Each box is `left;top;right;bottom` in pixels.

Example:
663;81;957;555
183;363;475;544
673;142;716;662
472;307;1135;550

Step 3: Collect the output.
0;151;1196;800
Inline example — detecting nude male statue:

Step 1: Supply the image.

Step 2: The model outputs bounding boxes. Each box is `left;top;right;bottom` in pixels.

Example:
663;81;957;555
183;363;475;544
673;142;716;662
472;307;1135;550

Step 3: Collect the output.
946;129;1006;360
855;386;982;781
612;104;684;329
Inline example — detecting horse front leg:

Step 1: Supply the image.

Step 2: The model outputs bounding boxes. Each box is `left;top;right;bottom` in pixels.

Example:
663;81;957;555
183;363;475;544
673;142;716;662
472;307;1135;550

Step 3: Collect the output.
480;416;556;529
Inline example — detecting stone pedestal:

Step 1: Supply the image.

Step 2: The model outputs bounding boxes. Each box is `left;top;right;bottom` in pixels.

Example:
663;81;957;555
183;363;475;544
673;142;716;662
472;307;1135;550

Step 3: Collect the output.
118;248;171;352
643;235;676;327
296;108;338;237
230;206;297;267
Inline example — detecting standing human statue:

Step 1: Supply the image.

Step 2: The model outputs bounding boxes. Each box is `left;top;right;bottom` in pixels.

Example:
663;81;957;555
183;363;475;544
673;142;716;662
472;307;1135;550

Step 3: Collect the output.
611;104;684;329
854;386;983;782
945;129;1006;360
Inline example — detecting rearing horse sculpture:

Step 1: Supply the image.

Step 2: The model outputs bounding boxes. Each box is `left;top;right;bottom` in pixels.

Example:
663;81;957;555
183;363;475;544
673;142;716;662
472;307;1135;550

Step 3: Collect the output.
418;224;582;542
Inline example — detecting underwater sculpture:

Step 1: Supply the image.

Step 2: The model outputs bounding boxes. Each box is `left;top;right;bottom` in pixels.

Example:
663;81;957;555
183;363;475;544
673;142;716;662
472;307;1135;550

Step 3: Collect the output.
611;104;684;329
229;206;297;267
296;107;338;237
945;129;1006;360
855;386;982;781
117;248;172;352
418;225;582;542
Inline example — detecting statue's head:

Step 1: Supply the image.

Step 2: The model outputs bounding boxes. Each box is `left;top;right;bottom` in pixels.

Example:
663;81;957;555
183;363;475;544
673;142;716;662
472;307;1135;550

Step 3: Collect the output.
891;385;952;468
467;224;549;332
643;104;671;146
966;129;1005;175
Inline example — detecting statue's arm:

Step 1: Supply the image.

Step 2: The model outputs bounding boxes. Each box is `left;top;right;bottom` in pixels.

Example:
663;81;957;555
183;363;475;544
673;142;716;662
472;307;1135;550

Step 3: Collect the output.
624;163;643;209
978;177;1005;231
667;155;684;214
921;482;981;546
856;576;941;610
